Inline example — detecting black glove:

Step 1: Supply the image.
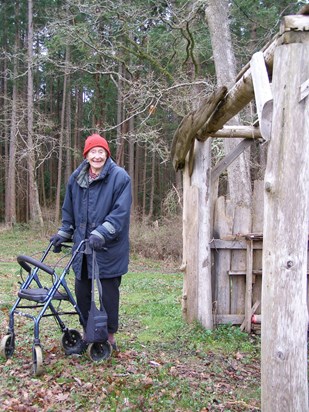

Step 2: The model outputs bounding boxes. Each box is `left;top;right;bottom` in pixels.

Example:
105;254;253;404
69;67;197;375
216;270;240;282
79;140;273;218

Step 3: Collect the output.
88;234;105;250
50;234;67;253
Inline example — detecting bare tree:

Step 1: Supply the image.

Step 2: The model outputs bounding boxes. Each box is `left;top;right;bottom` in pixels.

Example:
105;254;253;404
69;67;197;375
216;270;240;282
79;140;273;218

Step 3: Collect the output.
65;50;72;185
5;0;19;227
27;0;43;226
205;0;252;208
55;44;70;223
148;149;156;219
1;4;9;220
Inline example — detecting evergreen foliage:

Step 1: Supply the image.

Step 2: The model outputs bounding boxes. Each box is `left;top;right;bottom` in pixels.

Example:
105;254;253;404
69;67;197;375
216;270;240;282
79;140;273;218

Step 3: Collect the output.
0;0;303;222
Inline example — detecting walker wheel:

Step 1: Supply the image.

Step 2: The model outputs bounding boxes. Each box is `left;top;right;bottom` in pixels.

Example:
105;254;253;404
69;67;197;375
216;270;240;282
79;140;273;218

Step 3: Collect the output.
87;341;112;362
0;334;15;359
32;345;44;376
61;329;82;355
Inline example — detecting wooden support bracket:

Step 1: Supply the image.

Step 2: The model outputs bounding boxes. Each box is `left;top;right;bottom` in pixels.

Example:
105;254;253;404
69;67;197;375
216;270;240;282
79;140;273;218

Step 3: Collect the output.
240;300;260;332
250;52;273;141
300;78;309;102
211;139;254;183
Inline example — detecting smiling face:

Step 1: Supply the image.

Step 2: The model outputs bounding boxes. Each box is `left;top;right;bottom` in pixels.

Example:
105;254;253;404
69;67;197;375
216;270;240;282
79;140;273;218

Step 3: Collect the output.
86;146;108;175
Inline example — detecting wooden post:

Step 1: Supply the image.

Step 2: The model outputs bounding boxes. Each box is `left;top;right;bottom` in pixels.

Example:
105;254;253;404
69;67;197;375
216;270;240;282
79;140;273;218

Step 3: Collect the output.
245;239;253;332
182;163;199;322
261;40;309;411
191;139;213;329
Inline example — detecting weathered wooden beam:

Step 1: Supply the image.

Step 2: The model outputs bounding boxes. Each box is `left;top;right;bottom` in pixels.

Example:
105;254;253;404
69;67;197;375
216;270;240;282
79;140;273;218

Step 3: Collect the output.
211;139;254;183
210;239;263;250
228;270;262;276
210;125;262;139
170;87;227;171
214;314;244;325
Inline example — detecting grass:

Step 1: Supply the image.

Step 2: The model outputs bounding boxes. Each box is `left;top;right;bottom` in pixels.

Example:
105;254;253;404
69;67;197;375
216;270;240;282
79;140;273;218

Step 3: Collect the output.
0;226;261;411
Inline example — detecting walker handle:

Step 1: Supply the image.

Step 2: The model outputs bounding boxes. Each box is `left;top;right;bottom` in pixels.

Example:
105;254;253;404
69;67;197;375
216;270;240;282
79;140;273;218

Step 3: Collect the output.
17;255;54;275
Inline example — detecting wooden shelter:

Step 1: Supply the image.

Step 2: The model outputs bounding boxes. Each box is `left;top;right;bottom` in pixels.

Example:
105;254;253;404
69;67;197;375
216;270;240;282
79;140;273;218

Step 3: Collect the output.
171;9;309;412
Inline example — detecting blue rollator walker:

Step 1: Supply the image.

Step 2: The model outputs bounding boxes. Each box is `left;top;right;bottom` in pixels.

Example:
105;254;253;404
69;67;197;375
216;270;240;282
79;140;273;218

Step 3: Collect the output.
0;240;112;376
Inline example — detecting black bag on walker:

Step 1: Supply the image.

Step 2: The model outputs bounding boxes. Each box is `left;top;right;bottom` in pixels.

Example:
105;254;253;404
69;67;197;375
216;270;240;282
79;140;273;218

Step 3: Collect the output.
85;251;109;343
85;302;108;343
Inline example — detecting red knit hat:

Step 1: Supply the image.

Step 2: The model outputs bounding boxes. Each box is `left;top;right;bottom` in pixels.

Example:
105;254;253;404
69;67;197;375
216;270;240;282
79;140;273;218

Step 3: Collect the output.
83;134;111;158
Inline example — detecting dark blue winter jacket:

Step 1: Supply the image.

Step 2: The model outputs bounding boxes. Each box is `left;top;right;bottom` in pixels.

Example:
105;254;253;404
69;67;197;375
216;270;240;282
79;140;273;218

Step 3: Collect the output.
58;157;132;280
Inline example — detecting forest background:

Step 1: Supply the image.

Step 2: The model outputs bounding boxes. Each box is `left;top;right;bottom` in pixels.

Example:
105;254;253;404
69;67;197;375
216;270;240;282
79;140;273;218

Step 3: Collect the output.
0;0;304;259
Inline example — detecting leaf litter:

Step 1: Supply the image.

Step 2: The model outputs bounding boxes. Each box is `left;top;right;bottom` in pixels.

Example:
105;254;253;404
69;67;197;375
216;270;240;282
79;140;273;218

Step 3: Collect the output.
0;264;261;411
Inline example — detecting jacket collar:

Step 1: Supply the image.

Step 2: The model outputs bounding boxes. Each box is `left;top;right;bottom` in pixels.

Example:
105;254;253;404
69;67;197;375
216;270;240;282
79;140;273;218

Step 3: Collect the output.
75;157;114;188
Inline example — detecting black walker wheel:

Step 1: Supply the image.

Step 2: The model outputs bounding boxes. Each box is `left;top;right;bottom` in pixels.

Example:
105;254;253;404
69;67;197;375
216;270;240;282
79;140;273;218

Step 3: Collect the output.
61;329;83;355
87;341;112;362
0;334;15;359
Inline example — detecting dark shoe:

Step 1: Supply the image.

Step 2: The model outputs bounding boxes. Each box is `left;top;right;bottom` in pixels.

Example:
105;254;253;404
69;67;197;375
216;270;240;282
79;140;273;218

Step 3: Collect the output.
65;339;88;355
110;341;119;352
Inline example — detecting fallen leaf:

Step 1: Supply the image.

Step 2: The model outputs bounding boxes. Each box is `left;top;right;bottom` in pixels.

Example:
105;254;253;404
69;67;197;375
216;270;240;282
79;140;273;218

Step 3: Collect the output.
149;360;161;367
73;377;82;386
143;377;153;388
55;392;70;402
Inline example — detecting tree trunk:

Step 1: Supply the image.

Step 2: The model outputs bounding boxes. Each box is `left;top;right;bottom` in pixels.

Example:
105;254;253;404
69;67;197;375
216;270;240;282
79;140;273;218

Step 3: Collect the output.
148;150;156;219
134;141;140;214
205;0;252;207
73;85;83;170
65;52;72;184
73;87;79;170
128;116;135;209
1;6;9;220
142;144;147;218
5;0;20;226
116;62;125;165
27;0;43;226
55;46;69;222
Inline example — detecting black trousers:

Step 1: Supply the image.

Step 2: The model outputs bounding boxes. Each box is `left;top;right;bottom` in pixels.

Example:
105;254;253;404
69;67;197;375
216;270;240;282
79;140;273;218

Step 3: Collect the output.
75;259;122;334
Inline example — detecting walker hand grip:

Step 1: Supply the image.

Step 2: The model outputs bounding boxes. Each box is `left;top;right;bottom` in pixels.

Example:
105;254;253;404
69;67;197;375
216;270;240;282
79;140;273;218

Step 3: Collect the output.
17;255;55;275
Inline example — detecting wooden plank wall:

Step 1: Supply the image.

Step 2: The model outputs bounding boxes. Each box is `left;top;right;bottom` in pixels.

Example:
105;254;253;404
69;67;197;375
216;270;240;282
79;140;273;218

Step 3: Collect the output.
212;179;309;326
212;180;264;325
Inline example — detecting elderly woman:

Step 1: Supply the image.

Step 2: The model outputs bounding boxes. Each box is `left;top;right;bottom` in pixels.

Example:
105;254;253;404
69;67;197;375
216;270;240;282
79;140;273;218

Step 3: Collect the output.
51;134;132;353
